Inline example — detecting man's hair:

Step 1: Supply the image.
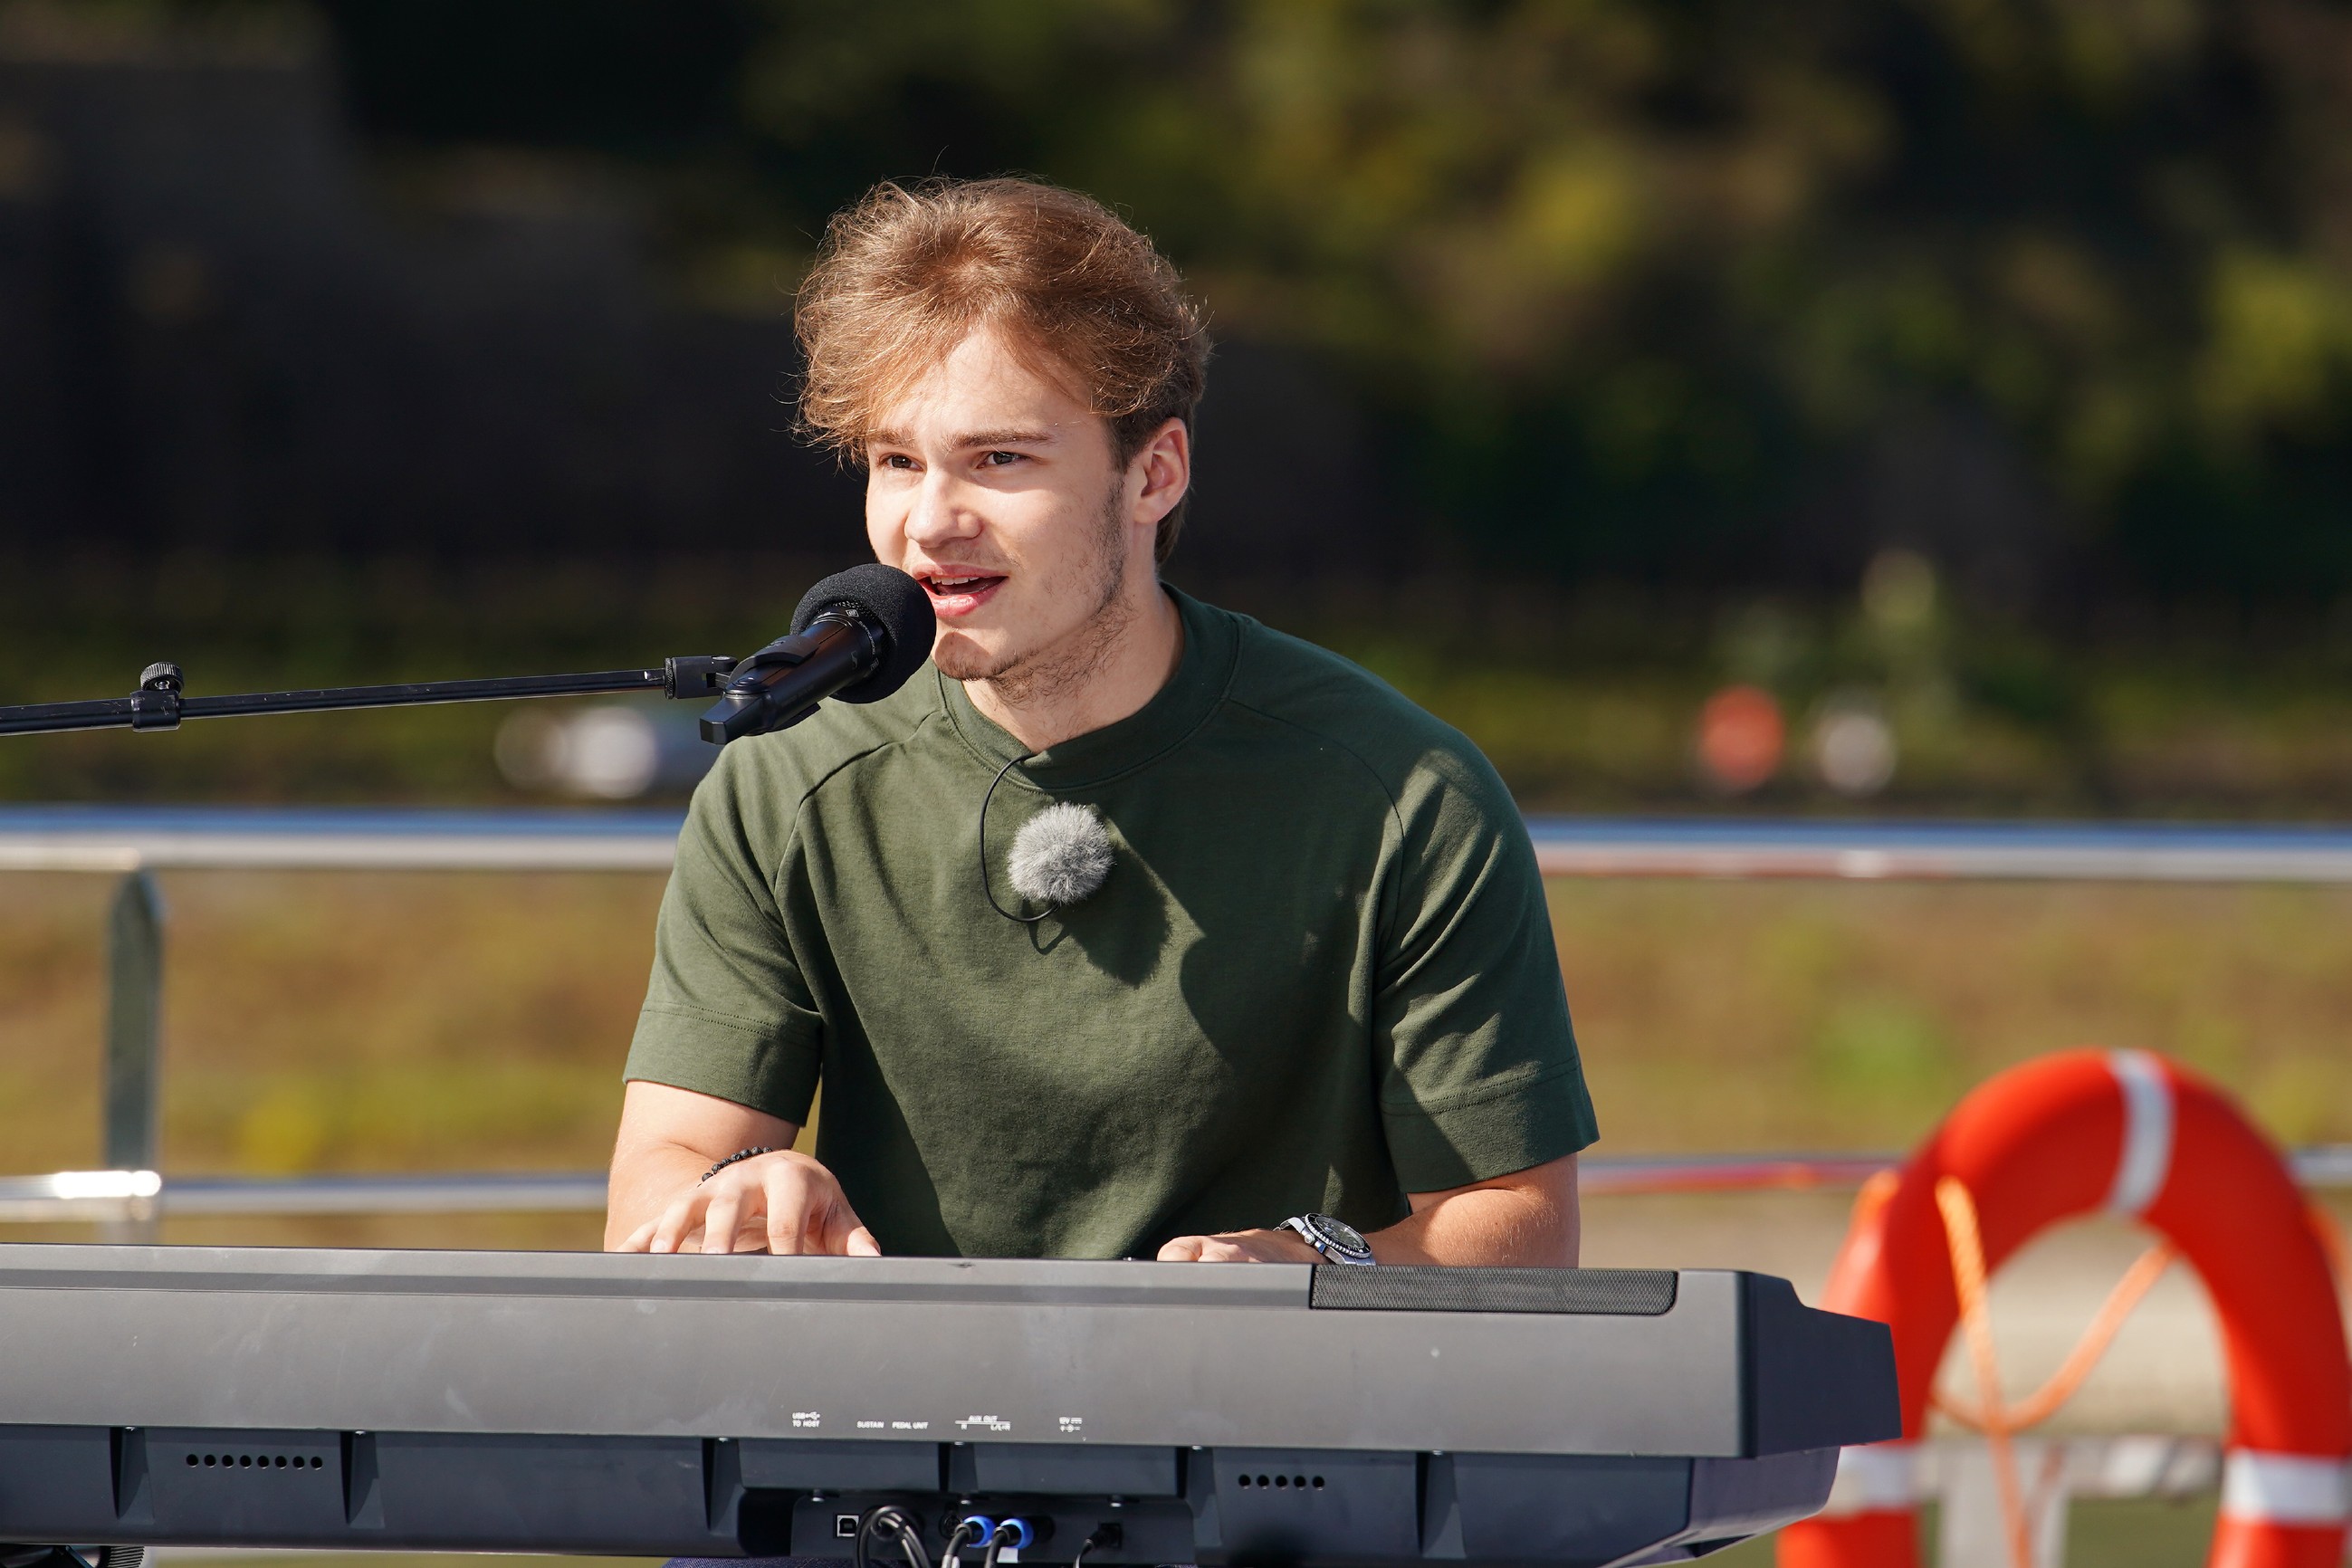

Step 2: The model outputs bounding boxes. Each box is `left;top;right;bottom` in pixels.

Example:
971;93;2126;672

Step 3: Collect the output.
796;177;1212;566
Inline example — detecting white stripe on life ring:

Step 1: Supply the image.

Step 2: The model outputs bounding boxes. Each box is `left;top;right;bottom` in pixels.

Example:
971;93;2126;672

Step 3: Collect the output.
2105;1049;2175;1218
1817;1442;1917;1515
2220;1450;2352;1525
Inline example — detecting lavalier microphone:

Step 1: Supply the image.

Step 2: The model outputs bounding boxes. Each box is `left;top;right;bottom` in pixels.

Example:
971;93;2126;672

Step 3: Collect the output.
1009;802;1114;906
980;757;1115;923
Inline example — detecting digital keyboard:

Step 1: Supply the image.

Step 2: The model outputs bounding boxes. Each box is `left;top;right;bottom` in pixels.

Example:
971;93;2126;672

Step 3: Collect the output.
0;1246;1898;1566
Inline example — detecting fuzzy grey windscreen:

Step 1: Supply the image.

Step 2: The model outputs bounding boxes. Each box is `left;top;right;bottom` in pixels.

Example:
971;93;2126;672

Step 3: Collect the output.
1007;802;1114;907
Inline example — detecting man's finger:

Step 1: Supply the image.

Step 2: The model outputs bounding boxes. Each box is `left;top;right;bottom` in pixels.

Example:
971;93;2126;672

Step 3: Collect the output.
1156;1236;1207;1261
702;1188;748;1256
1180;1235;1273;1263
820;1196;875;1257
764;1168;817;1255
845;1225;882;1257
616;1219;658;1254
648;1191;708;1255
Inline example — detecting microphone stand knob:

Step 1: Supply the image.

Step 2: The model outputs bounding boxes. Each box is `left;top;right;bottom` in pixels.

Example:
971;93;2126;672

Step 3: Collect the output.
129;662;184;732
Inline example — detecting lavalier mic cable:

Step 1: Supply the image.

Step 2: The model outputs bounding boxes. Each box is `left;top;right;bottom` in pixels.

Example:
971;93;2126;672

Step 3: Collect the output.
979;752;1114;923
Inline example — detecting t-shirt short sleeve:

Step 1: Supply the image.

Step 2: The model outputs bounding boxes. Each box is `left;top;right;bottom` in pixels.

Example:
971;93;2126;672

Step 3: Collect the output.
622;745;825;1123
1373;744;1599;1191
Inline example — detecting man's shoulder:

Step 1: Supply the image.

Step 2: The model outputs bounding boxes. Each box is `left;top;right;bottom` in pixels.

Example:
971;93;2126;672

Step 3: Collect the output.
1206;602;1508;814
691;668;948;827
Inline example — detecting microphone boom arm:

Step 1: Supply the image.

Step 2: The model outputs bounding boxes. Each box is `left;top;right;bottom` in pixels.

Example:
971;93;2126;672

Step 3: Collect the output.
0;656;742;739
1;566;931;746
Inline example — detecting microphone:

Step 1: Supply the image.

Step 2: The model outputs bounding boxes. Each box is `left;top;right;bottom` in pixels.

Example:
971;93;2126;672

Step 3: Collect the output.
1007;802;1114;909
699;563;937;744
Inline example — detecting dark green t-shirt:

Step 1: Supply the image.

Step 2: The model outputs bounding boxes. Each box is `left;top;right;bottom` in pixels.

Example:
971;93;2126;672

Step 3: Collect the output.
624;588;1597;1258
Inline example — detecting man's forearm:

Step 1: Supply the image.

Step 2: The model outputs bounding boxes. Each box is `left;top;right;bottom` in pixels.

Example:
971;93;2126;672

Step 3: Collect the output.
605;1142;718;1249
1158;1152;1582;1267
605;1079;802;1249
1369;1181;1580;1267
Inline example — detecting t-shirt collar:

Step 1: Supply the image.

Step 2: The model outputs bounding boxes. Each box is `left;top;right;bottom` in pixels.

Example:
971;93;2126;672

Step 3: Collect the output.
939;586;1238;789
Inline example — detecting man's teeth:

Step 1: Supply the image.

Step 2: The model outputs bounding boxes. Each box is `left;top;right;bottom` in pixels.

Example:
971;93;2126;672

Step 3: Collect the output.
931;577;989;591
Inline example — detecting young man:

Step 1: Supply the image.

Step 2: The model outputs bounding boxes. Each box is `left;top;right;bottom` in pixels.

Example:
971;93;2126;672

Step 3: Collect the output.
606;177;1596;1267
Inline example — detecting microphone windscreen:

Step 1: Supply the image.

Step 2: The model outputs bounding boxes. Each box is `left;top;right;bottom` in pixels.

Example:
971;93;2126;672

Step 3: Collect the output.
790;563;938;703
1007;802;1115;907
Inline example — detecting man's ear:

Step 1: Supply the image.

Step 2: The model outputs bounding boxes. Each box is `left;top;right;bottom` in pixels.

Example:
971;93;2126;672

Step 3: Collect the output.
1130;416;1190;528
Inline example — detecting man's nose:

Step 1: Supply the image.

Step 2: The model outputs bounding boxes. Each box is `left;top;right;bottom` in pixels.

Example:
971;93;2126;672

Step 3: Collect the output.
904;471;980;550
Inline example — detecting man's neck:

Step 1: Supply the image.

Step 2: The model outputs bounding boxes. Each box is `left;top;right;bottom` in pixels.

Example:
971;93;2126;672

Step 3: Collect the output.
966;581;1186;754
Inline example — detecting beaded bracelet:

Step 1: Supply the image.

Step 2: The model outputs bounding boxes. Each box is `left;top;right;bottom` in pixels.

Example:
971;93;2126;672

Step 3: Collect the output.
699;1146;776;1184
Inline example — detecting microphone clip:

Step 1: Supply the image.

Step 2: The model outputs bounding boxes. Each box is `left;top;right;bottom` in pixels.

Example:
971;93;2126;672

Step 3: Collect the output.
697;612;875;744
660;655;740;699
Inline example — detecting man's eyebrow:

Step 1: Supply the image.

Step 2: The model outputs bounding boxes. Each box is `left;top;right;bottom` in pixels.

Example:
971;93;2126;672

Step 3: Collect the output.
954;427;1058;448
862;426;1059;453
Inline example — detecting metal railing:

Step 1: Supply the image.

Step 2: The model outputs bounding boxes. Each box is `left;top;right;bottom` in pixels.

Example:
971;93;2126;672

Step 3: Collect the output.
5;805;2351;1232
0;1169;607;1226
1523;816;2352;882
12;804;2352;878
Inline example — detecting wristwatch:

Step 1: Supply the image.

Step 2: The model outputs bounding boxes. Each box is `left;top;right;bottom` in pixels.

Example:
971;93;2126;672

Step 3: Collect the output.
1278;1213;1376;1266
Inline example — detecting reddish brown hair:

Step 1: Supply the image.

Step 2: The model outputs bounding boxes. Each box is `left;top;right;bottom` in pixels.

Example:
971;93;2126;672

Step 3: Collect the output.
796;177;1211;565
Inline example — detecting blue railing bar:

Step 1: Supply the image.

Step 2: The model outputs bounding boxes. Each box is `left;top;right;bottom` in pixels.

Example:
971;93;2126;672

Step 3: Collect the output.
5;806;2352;881
1524;817;2352;882
0;805;685;872
0;1170;607;1224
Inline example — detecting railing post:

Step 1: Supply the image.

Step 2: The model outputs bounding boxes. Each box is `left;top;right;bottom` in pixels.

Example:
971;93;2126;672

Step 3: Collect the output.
102;868;164;1241
1937;1438;2070;1567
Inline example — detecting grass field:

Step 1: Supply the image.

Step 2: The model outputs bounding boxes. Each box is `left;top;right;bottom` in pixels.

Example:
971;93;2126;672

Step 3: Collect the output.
4;869;2348;1184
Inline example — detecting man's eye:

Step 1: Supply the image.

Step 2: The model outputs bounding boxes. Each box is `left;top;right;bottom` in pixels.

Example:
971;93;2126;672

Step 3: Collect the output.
880;454;916;470
984;451;1021;466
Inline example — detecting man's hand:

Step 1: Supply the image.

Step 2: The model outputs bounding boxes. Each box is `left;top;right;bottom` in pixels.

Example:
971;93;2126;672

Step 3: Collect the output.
615;1148;879;1257
1154;1153;1582;1267
1155;1228;1320;1264
607;1079;880;1256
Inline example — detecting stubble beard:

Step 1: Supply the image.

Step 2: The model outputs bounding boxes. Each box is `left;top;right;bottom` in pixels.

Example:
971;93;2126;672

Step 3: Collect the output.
940;481;1137;711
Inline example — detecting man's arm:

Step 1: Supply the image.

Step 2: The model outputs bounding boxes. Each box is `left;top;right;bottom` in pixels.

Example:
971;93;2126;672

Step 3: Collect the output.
1155;1152;1580;1266
605;1079;878;1256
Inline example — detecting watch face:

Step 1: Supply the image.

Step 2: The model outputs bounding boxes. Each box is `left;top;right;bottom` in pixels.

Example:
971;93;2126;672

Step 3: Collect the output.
1309;1215;1373;1262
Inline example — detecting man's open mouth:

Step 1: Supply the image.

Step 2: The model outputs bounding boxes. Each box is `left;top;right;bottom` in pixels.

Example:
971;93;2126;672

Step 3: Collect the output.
922;574;1002;594
913;573;1006;616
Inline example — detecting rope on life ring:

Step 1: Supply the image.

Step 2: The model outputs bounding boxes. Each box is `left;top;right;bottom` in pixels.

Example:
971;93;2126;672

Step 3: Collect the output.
1929;1173;2177;1563
1776;1048;2352;1568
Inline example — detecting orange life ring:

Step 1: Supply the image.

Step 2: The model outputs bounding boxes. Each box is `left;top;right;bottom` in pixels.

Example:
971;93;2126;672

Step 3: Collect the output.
1778;1049;2351;1568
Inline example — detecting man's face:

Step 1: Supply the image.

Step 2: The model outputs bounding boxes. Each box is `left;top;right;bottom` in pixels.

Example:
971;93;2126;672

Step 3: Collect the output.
864;325;1149;686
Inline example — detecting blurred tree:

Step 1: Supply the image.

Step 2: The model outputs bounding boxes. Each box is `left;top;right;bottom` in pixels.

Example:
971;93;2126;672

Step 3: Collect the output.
164;0;2352;606
733;0;2352;605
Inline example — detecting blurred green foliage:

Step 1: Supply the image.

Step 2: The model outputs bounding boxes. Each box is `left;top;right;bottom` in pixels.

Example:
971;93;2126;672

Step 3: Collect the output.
267;0;2352;603
5;550;2351;812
